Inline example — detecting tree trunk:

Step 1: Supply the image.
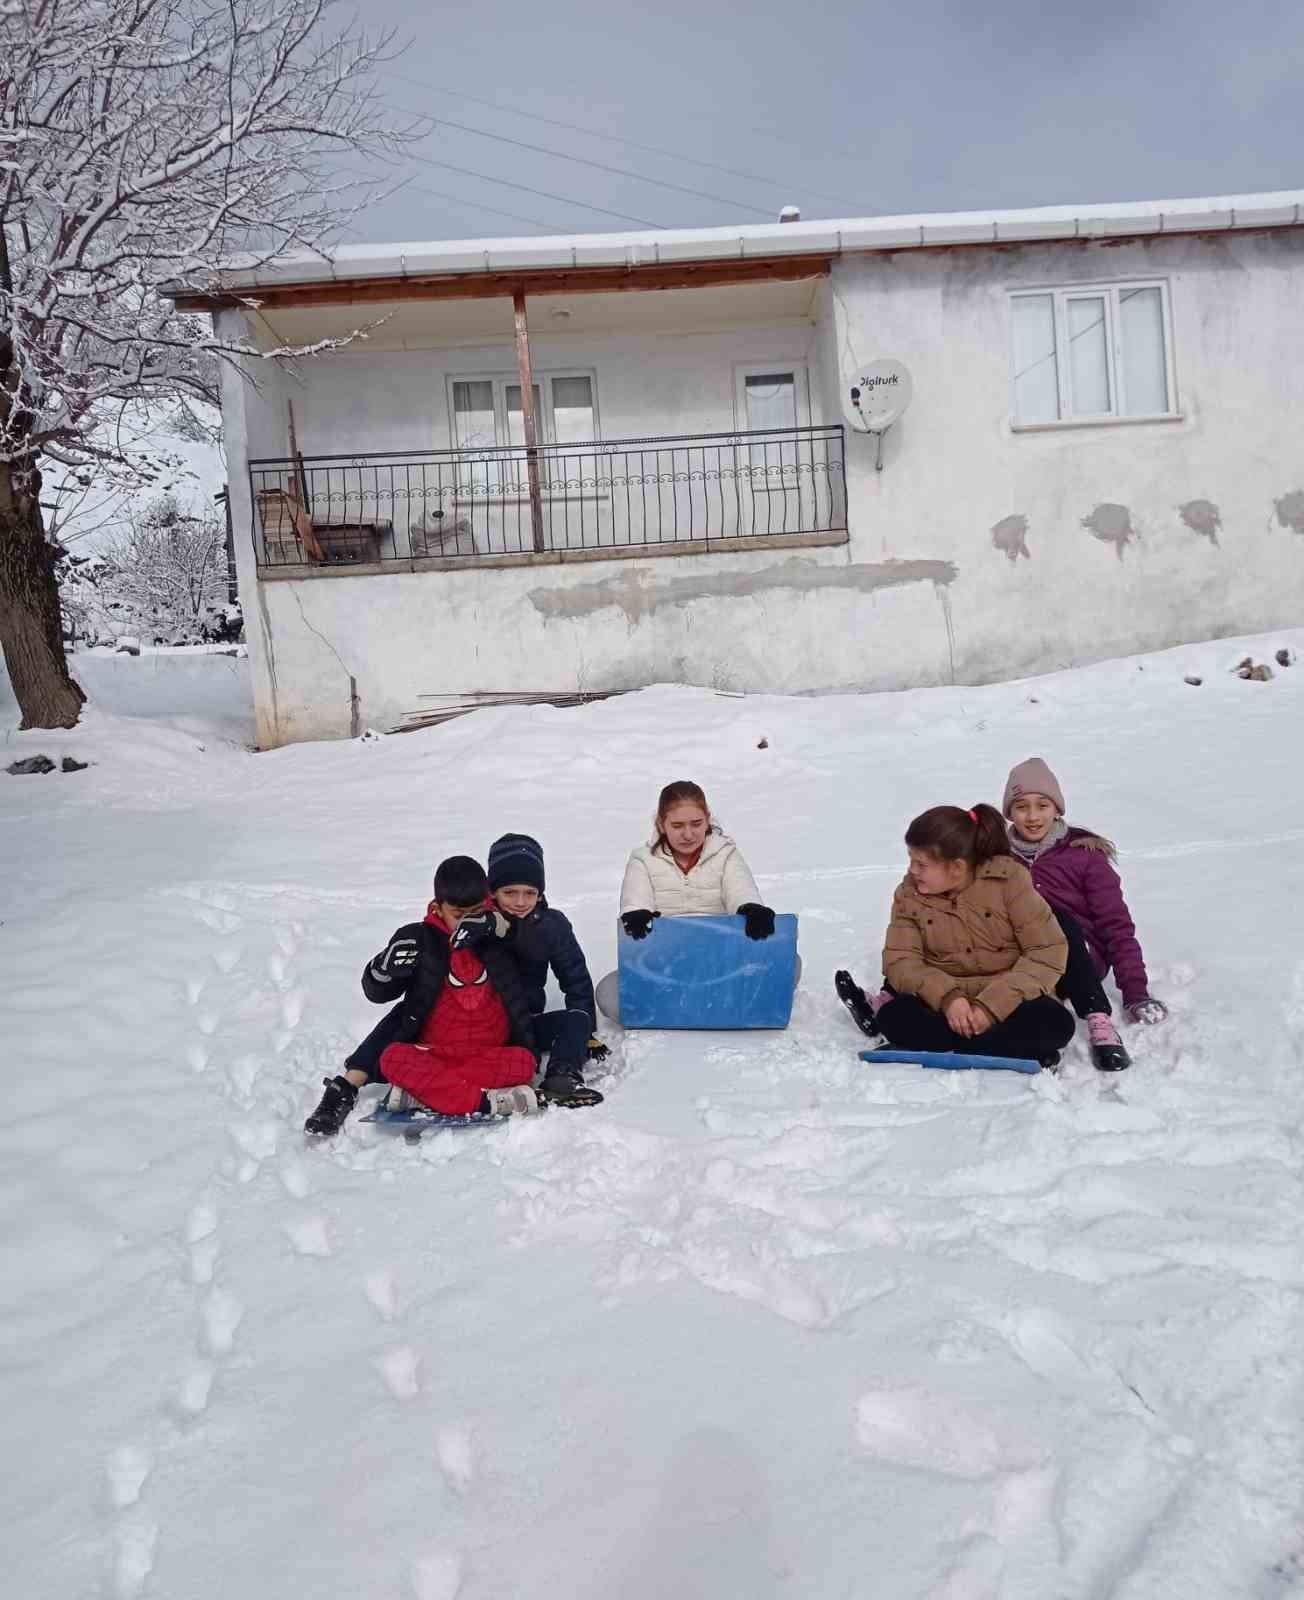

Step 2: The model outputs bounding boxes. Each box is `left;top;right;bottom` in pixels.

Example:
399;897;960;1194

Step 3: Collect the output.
0;457;85;728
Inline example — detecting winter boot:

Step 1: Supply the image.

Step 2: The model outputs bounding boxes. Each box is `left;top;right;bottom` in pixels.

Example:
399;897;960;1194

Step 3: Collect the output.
539;1067;605;1108
482;1084;542;1118
1086;1012;1131;1072
835;970;881;1038
305;1075;359;1136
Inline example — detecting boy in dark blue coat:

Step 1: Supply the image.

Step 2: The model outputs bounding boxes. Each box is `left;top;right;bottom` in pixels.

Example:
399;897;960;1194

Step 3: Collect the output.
487;834;605;1108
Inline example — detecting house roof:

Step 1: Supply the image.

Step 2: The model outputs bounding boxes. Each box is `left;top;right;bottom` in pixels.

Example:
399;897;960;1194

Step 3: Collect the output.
168;189;1304;306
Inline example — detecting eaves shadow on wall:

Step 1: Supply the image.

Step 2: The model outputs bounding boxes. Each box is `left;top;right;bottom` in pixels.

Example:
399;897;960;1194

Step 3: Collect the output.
525;555;958;626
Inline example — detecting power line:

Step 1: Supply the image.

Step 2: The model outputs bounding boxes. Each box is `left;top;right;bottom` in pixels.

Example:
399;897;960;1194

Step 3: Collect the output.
396;152;665;229
338;168;560;233
389;105;775;217
381;68;872;213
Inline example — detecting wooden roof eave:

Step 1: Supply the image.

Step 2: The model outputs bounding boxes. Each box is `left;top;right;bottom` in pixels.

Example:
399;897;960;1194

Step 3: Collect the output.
167;253;836;313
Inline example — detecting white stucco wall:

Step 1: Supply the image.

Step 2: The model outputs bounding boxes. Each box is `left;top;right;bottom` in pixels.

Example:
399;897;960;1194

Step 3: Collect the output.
221;229;1304;746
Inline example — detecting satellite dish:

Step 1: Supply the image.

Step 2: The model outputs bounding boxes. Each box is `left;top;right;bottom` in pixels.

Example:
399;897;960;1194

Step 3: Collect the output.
845;358;914;433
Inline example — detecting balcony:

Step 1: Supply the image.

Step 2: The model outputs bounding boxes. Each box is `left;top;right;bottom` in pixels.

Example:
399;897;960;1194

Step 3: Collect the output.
249;425;846;572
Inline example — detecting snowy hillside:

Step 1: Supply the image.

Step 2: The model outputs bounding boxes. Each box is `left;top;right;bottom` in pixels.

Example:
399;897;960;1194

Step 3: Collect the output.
3;634;1303;1600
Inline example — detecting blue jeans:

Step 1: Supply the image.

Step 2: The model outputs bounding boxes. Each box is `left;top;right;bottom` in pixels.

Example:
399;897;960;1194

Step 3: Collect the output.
534;1008;591;1076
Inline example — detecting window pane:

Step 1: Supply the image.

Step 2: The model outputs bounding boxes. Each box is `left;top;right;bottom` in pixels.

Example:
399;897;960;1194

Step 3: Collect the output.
551;376;595;444
1010;295;1059;423
505;383;543;447
1119;287;1168;414
744;372;797;432
1066;296;1111;415
452;380;495;449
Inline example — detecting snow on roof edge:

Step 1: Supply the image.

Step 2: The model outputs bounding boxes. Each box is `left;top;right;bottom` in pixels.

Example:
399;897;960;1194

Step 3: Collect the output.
179;190;1304;294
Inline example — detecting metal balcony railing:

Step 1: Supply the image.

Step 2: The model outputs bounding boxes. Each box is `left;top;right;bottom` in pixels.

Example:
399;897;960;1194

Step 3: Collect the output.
249;425;846;568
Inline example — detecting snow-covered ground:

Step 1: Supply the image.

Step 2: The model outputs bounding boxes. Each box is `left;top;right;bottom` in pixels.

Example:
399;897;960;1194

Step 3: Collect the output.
4;634;1303;1600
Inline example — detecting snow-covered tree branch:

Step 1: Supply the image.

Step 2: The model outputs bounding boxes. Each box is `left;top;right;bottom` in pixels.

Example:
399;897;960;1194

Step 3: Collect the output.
1;0;420;727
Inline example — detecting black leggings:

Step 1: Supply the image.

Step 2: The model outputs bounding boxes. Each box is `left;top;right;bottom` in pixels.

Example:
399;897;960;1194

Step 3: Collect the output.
876;993;1076;1062
1053;909;1111;1018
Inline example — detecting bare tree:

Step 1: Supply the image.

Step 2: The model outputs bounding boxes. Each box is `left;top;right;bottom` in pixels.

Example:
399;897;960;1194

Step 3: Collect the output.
1;0;414;727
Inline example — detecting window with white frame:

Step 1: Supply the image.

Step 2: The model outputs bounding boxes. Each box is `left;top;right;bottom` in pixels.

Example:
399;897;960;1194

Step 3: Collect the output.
1009;282;1176;426
450;371;598;453
732;364;811;475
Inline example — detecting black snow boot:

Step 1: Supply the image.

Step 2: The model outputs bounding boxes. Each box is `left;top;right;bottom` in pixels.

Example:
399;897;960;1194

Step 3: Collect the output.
1086;1012;1132;1072
305;1075;359;1136
835;970;880;1038
538;1068;604;1108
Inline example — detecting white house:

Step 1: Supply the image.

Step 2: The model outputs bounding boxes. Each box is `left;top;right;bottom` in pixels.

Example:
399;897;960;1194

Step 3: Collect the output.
172;191;1304;747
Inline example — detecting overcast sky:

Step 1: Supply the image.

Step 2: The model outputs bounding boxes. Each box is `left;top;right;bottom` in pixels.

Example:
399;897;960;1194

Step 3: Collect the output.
338;0;1303;243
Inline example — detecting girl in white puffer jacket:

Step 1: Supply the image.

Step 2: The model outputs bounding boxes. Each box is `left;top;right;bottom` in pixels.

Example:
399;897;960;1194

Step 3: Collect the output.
596;782;780;1023
619;780;771;928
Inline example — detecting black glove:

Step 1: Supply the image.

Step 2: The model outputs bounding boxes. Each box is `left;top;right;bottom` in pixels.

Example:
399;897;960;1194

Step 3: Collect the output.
738;903;776;941
369;936;418;984
451;909;497;952
586;1036;611;1063
621;910;659;940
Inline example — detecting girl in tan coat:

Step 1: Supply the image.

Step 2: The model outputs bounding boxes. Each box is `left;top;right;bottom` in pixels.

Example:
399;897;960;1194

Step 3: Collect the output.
858;803;1076;1066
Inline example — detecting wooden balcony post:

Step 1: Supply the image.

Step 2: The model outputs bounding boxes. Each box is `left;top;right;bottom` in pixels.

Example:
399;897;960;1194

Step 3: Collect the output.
513;290;546;553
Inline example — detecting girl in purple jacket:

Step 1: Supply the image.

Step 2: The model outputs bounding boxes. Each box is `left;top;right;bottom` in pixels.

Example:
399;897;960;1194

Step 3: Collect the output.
1003;757;1167;1072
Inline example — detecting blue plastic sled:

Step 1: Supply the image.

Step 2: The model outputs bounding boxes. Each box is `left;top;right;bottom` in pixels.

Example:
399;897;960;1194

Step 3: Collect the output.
361;1087;508;1140
618;913;798;1030
859;1048;1041;1075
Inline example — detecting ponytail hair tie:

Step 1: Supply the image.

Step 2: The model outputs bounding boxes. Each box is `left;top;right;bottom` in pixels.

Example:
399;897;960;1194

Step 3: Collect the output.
967;809;978;822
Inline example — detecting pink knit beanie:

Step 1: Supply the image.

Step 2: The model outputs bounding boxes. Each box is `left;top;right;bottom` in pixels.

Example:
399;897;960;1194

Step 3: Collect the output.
1002;756;1065;818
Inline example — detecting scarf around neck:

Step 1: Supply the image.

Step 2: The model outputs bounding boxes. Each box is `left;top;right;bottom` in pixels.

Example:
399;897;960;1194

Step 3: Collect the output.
1008;817;1068;862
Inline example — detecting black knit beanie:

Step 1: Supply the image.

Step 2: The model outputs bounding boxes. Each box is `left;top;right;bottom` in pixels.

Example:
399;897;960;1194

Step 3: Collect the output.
486;833;546;893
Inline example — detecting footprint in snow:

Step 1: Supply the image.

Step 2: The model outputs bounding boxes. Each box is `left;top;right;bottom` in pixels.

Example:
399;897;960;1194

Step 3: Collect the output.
364;1267;399;1321
228;1119;279;1163
928;1532;1004;1600
184;975;206;1004
279;1160;310;1199
855;1386;1009;1477
185;1196;220;1283
435;1424;475;1493
184;1042;209;1073
267;951;290;986
172;1363;214;1417
277;925;300;957
200;1287;244;1356
225;1055;265;1100
105;1445;152;1509
410;1549;463;1600
195;1009;219;1037
212;942;243;974
376;1345;421;1400
283;1214;332;1257
185;1195;218;1244
280;989;306;1029
188;1236;220;1286
110;1510;158;1599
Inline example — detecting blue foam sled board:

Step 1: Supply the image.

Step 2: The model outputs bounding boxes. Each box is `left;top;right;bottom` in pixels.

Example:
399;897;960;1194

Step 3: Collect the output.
859;1048;1040;1075
361;1105;494;1134
618;913;798;1030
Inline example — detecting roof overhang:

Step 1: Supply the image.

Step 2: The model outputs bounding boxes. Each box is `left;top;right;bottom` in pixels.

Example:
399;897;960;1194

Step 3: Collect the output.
164;190;1304;313
169;253;834;313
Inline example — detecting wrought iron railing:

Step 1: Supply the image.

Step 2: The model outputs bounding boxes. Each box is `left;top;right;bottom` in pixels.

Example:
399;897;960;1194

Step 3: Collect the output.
248;425;846;568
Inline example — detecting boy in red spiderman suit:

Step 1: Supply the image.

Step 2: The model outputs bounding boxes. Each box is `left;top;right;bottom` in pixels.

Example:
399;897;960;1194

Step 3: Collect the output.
304;856;539;1137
